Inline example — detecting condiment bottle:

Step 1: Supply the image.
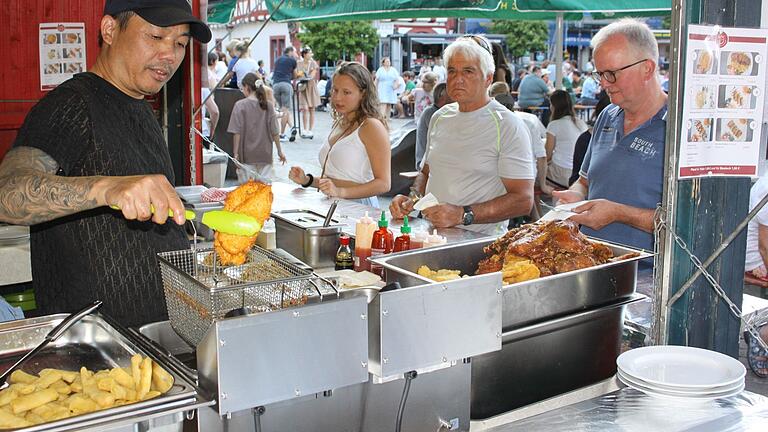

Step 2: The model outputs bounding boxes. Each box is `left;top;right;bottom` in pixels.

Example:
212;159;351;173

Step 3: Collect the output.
393;216;411;252
256;218;276;249
335;235;354;270
369;212;394;278
410;229;426;249
423;229;447;248
354;211;377;272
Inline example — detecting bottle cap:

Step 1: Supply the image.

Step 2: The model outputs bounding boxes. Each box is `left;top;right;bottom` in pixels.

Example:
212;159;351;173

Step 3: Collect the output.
400;216;411;234
378;211;388;228
339;234;350;245
359;211;374;225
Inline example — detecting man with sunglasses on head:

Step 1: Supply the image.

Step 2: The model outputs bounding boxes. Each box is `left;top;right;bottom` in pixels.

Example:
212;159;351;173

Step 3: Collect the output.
390;34;534;236
553;19;667;254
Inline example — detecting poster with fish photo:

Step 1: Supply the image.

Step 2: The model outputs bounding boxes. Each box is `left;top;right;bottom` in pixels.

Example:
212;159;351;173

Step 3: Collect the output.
39;22;86;91
679;24;767;179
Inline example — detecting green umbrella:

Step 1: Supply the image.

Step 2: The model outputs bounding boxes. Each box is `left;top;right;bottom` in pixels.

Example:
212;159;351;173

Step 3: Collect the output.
208;0;237;24
264;0;503;22
263;0;670;22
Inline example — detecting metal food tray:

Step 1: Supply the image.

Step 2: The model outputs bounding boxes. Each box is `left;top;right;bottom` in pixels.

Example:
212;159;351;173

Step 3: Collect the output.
0;313;210;431
372;237;652;331
157;246;319;347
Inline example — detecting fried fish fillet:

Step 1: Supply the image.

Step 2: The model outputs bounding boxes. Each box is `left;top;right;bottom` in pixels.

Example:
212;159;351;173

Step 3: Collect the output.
213;180;273;265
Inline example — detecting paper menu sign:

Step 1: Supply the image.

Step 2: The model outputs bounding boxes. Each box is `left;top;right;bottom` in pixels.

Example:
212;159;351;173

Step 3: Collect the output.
678;25;768;179
39;23;86;91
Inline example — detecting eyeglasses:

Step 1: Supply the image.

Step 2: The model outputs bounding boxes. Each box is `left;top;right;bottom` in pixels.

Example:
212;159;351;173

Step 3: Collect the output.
591;59;648;83
461;34;492;55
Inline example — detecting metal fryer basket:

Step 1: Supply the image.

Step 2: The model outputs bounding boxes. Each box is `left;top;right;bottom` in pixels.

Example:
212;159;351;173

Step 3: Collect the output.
157;246;315;346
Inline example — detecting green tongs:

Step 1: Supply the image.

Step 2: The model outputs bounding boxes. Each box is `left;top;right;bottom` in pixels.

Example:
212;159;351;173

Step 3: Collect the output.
110;205;262;236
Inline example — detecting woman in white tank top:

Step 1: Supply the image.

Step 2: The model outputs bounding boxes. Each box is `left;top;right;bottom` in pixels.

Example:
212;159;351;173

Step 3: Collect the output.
289;62;391;208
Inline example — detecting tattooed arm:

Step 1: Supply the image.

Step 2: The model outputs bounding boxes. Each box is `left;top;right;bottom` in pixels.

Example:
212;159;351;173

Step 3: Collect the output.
0;147;186;226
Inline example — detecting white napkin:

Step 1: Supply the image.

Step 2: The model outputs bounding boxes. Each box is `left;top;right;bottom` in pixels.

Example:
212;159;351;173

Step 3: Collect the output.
539;200;589;222
413;193;440;211
318;269;384;289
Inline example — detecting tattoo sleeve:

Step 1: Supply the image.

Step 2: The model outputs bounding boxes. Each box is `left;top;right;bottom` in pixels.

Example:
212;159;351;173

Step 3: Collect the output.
0;147;100;225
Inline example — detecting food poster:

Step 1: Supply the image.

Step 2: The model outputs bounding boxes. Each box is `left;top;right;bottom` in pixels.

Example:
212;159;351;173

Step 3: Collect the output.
39;23;86;91
678;24;768;179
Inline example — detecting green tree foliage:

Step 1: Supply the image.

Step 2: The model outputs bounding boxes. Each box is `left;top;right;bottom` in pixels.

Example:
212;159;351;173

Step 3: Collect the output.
299;21;380;64
488;20;549;59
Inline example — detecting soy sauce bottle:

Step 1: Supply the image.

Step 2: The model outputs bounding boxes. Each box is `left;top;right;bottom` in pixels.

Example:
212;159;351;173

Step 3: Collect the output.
335;235;354;270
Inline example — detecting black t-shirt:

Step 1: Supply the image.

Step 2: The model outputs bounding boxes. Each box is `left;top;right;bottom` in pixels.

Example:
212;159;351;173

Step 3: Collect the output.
12;72;189;327
272;55;297;84
570;130;592;186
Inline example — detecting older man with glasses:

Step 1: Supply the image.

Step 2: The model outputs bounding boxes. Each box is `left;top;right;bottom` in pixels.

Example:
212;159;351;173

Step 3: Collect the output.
390;34;534;236
553;18;668;255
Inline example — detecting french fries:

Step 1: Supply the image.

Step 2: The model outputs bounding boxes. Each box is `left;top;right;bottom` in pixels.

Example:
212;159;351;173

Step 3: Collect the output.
0;355;173;428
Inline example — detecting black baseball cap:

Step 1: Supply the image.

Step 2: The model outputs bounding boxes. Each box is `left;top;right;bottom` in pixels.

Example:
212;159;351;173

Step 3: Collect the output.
104;0;212;43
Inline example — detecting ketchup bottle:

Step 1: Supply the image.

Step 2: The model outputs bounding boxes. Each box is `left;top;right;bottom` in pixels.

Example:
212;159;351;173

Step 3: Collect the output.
393;216;411;252
369;212;394;278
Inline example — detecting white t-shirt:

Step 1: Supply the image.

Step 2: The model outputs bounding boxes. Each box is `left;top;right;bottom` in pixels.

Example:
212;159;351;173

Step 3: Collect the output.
215;61;228;81
394;76;406;97
423;99;534;235
201;87;211;136
746;175;768;271
433;64;447;82
546;116;588;169
513;111;547;159
233;58;259;86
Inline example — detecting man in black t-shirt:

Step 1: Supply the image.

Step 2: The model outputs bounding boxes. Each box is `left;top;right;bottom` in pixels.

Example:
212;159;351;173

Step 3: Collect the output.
0;0;211;327
272;46;299;140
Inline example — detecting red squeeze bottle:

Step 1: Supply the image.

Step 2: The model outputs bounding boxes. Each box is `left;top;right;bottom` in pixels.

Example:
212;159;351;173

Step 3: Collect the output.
369;212;394;278
393;216;411;252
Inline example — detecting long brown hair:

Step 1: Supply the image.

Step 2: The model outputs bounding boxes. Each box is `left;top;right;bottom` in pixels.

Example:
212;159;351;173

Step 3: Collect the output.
549;89;577;125
240;73;267;110
331;62;388;129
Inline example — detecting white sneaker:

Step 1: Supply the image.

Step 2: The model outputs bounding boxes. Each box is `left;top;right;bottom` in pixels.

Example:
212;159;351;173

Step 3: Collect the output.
300;131;314;139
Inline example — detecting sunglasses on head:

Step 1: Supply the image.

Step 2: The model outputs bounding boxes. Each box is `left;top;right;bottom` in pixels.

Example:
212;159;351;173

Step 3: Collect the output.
461;34;492;55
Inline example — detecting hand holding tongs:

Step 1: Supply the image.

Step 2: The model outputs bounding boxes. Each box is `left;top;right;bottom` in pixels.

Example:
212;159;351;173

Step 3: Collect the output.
0;300;102;386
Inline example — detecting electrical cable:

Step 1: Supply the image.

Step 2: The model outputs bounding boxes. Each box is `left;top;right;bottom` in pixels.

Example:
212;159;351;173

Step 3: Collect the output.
395;371;417;432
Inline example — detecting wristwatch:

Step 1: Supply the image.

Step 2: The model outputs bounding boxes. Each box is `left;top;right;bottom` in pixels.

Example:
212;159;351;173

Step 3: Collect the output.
462;205;475;226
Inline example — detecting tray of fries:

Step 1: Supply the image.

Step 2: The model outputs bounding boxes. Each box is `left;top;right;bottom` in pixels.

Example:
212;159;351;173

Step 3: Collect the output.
0;313;211;431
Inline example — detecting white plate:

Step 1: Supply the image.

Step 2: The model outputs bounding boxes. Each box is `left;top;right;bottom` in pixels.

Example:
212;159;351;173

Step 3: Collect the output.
618;371;744;401
694;50;716;74
0;225;30;246
726;51;753;76
617;346;745;389
617;369;743;395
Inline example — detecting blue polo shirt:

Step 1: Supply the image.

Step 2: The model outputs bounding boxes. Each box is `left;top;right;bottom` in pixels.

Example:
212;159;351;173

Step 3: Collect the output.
579;103;667;252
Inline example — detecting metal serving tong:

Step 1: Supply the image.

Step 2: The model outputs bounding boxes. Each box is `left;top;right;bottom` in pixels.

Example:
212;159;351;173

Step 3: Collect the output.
0;300;103;386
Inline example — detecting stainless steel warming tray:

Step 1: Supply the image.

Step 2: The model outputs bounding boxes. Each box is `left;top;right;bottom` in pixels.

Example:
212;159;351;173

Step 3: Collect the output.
0;313;211;431
272;209;344;268
372;237;651;330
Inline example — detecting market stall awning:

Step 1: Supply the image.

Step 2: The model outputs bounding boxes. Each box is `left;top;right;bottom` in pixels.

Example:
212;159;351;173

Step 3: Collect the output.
264;0;671;22
264;0;503;22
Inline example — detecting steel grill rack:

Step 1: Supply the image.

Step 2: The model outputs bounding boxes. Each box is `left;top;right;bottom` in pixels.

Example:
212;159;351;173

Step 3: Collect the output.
157;246;318;346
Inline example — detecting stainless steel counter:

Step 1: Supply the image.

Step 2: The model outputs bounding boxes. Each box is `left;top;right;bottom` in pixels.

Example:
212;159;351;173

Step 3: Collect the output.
477;380;768;432
270;181;489;244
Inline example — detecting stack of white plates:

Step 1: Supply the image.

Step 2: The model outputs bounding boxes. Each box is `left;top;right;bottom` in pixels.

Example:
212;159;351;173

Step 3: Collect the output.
616;345;746;400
